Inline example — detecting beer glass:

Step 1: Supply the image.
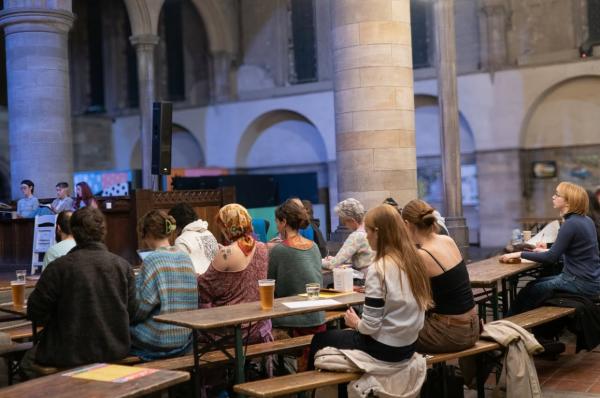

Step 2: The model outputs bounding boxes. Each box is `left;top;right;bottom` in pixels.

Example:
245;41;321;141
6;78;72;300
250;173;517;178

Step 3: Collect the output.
258;279;275;310
11;281;25;307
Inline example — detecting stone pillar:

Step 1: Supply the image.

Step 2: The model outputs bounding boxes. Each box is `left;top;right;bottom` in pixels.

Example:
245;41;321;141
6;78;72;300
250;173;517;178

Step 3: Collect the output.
130;34;159;190
479;0;508;72
433;0;469;257
331;0;417;211
0;1;75;199
211;51;233;103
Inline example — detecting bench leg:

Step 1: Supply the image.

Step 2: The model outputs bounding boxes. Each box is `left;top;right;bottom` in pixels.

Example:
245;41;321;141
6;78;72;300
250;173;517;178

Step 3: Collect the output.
192;329;201;398
234;325;246;398
475;354;486;398
491;284;499;320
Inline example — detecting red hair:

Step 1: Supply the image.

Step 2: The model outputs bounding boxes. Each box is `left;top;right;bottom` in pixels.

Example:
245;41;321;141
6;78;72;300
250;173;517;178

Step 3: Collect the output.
75;182;95;209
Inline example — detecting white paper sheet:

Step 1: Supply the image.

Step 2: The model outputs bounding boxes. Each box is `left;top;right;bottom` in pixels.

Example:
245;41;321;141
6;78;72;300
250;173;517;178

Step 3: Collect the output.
527;220;560;245
282;299;341;309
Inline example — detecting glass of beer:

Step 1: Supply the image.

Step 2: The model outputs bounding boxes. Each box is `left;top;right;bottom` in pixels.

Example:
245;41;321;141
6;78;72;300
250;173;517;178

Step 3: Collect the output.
11;281;26;307
305;283;320;300
258;279;275;310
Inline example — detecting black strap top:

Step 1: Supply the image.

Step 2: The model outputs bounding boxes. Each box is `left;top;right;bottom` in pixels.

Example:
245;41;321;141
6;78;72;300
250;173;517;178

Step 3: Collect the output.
419;247;475;315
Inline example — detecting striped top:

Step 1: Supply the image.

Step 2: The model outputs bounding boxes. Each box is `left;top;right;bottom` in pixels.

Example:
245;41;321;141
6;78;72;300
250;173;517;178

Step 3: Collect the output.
131;247;198;351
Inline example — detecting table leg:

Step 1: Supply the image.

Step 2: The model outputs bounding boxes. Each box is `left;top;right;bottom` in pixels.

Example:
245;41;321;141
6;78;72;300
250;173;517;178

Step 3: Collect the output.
491;284;499;321
501;279;509;318
475;354;486;398
192;329;201;398
234;325;246;396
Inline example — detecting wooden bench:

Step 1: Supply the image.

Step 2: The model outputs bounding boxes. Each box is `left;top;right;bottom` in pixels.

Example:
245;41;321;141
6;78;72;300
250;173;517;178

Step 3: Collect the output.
234;306;576;397
134;311;345;372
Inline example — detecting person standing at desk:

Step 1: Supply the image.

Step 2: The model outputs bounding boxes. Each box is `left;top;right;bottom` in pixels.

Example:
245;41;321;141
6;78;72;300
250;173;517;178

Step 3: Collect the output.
16;179;39;218
73;181;98;210
50;182;74;213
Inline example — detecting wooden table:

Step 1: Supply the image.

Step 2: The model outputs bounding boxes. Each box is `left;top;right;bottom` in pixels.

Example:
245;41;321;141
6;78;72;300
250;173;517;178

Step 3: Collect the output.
0;302;38;341
468;256;541;319
155;292;365;395
0;363;190;398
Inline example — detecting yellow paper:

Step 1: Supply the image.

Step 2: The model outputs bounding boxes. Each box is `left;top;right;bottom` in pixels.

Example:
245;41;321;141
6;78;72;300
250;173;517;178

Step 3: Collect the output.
64;364;157;383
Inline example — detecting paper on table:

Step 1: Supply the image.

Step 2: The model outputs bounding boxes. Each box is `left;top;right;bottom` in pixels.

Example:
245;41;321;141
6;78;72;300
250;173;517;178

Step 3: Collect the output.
283;299;341;309
527;220;559;245
63;363;158;383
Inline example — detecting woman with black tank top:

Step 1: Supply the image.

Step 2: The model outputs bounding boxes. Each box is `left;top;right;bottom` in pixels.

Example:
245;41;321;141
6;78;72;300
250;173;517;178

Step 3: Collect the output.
402;199;479;353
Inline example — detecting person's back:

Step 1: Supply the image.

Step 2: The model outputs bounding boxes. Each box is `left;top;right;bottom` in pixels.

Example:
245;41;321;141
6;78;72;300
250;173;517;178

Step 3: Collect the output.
27;209;135;367
174;219;218;274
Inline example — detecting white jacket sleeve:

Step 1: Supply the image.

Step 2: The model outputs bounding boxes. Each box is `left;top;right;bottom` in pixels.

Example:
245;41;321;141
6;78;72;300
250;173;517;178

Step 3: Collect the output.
357;265;385;336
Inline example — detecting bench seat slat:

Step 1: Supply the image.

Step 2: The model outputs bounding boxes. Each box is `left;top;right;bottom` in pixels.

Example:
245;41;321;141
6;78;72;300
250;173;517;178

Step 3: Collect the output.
136;334;313;370
234;370;362;398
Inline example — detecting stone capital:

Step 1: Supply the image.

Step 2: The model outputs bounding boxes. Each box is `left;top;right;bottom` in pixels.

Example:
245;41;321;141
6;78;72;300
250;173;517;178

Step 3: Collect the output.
129;33;160;51
0;8;75;35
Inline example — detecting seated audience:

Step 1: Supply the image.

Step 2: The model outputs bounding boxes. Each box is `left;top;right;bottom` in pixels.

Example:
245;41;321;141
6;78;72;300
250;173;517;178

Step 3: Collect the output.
198;204;272;343
268;199;325;335
42;211;76;271
51;182;74;213
24;207;135;374
501;181;600;314
17;179;39;218
587;190;600;253
322;198;374;275
301;199;328;258
309;204;432;365
73;181;98;210
169;203;218;274
131;210;198;359
402;199;479;353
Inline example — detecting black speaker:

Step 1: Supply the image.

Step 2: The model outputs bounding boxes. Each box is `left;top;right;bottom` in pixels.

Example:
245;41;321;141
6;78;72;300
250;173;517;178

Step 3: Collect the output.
151;101;173;175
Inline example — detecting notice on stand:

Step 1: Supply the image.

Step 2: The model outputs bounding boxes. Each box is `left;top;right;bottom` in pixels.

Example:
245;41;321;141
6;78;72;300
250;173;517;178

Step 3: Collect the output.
63;363;158;383
283;299;341;309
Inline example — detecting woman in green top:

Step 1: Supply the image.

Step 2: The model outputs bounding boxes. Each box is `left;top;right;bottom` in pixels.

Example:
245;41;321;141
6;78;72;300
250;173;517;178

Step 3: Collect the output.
268;199;325;336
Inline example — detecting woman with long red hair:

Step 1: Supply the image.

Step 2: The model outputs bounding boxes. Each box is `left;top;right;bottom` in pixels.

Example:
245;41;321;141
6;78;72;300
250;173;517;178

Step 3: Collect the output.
73;181;98;210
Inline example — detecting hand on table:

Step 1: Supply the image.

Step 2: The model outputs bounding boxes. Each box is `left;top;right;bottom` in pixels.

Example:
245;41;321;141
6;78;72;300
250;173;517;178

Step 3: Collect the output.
344;307;360;330
500;251;521;262
535;242;547;250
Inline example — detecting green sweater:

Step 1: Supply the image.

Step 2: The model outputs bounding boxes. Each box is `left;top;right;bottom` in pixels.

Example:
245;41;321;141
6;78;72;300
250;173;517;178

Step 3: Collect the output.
268;243;325;328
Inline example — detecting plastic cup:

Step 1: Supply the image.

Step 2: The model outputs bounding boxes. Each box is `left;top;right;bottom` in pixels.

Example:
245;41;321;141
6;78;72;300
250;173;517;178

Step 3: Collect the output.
305;283;320;300
258;279;275;310
16;270;26;283
11;281;25;307
523;230;532;241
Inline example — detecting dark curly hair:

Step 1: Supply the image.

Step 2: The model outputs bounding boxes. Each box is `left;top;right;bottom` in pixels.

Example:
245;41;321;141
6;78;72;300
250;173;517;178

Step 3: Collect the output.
71;207;106;245
275;199;310;231
138;210;177;240
168;203;198;233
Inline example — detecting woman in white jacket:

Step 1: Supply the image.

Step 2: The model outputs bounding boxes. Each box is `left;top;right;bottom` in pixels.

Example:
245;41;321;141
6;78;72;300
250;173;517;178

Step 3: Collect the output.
309;204;432;365
169;203;218;274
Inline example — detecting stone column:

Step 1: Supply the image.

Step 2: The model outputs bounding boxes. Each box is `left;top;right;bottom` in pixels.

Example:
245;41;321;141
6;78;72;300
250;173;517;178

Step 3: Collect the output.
331;0;417;211
433;0;469;257
211;51;233;103
0;1;75;199
130;34;159;190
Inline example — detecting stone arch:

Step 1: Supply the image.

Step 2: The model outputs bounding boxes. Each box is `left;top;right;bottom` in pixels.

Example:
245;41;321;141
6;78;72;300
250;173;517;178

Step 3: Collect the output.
189;0;235;54
129;124;205;170
236;110;328;169
521;75;600;149
414;94;476;156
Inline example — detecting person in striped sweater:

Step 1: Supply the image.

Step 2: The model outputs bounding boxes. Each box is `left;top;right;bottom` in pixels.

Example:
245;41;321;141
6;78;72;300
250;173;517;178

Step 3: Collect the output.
130;210;198;360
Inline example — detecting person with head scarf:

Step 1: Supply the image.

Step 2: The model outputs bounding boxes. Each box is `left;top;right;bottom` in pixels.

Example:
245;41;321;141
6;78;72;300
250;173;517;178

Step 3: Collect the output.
197;203;272;344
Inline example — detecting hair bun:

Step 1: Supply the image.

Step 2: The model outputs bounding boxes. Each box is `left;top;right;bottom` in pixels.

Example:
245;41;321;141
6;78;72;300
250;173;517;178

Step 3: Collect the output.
421;213;437;227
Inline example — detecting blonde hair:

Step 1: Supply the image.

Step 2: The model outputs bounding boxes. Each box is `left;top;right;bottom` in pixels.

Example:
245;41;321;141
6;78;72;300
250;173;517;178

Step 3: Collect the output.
557;182;588;215
364;205;433;311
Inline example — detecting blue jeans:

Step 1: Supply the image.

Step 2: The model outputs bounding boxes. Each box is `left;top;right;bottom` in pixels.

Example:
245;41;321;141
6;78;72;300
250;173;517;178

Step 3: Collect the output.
509;273;600;315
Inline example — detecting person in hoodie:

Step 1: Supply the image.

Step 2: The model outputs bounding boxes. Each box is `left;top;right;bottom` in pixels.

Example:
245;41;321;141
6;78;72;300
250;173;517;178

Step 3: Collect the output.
168;203;219;275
